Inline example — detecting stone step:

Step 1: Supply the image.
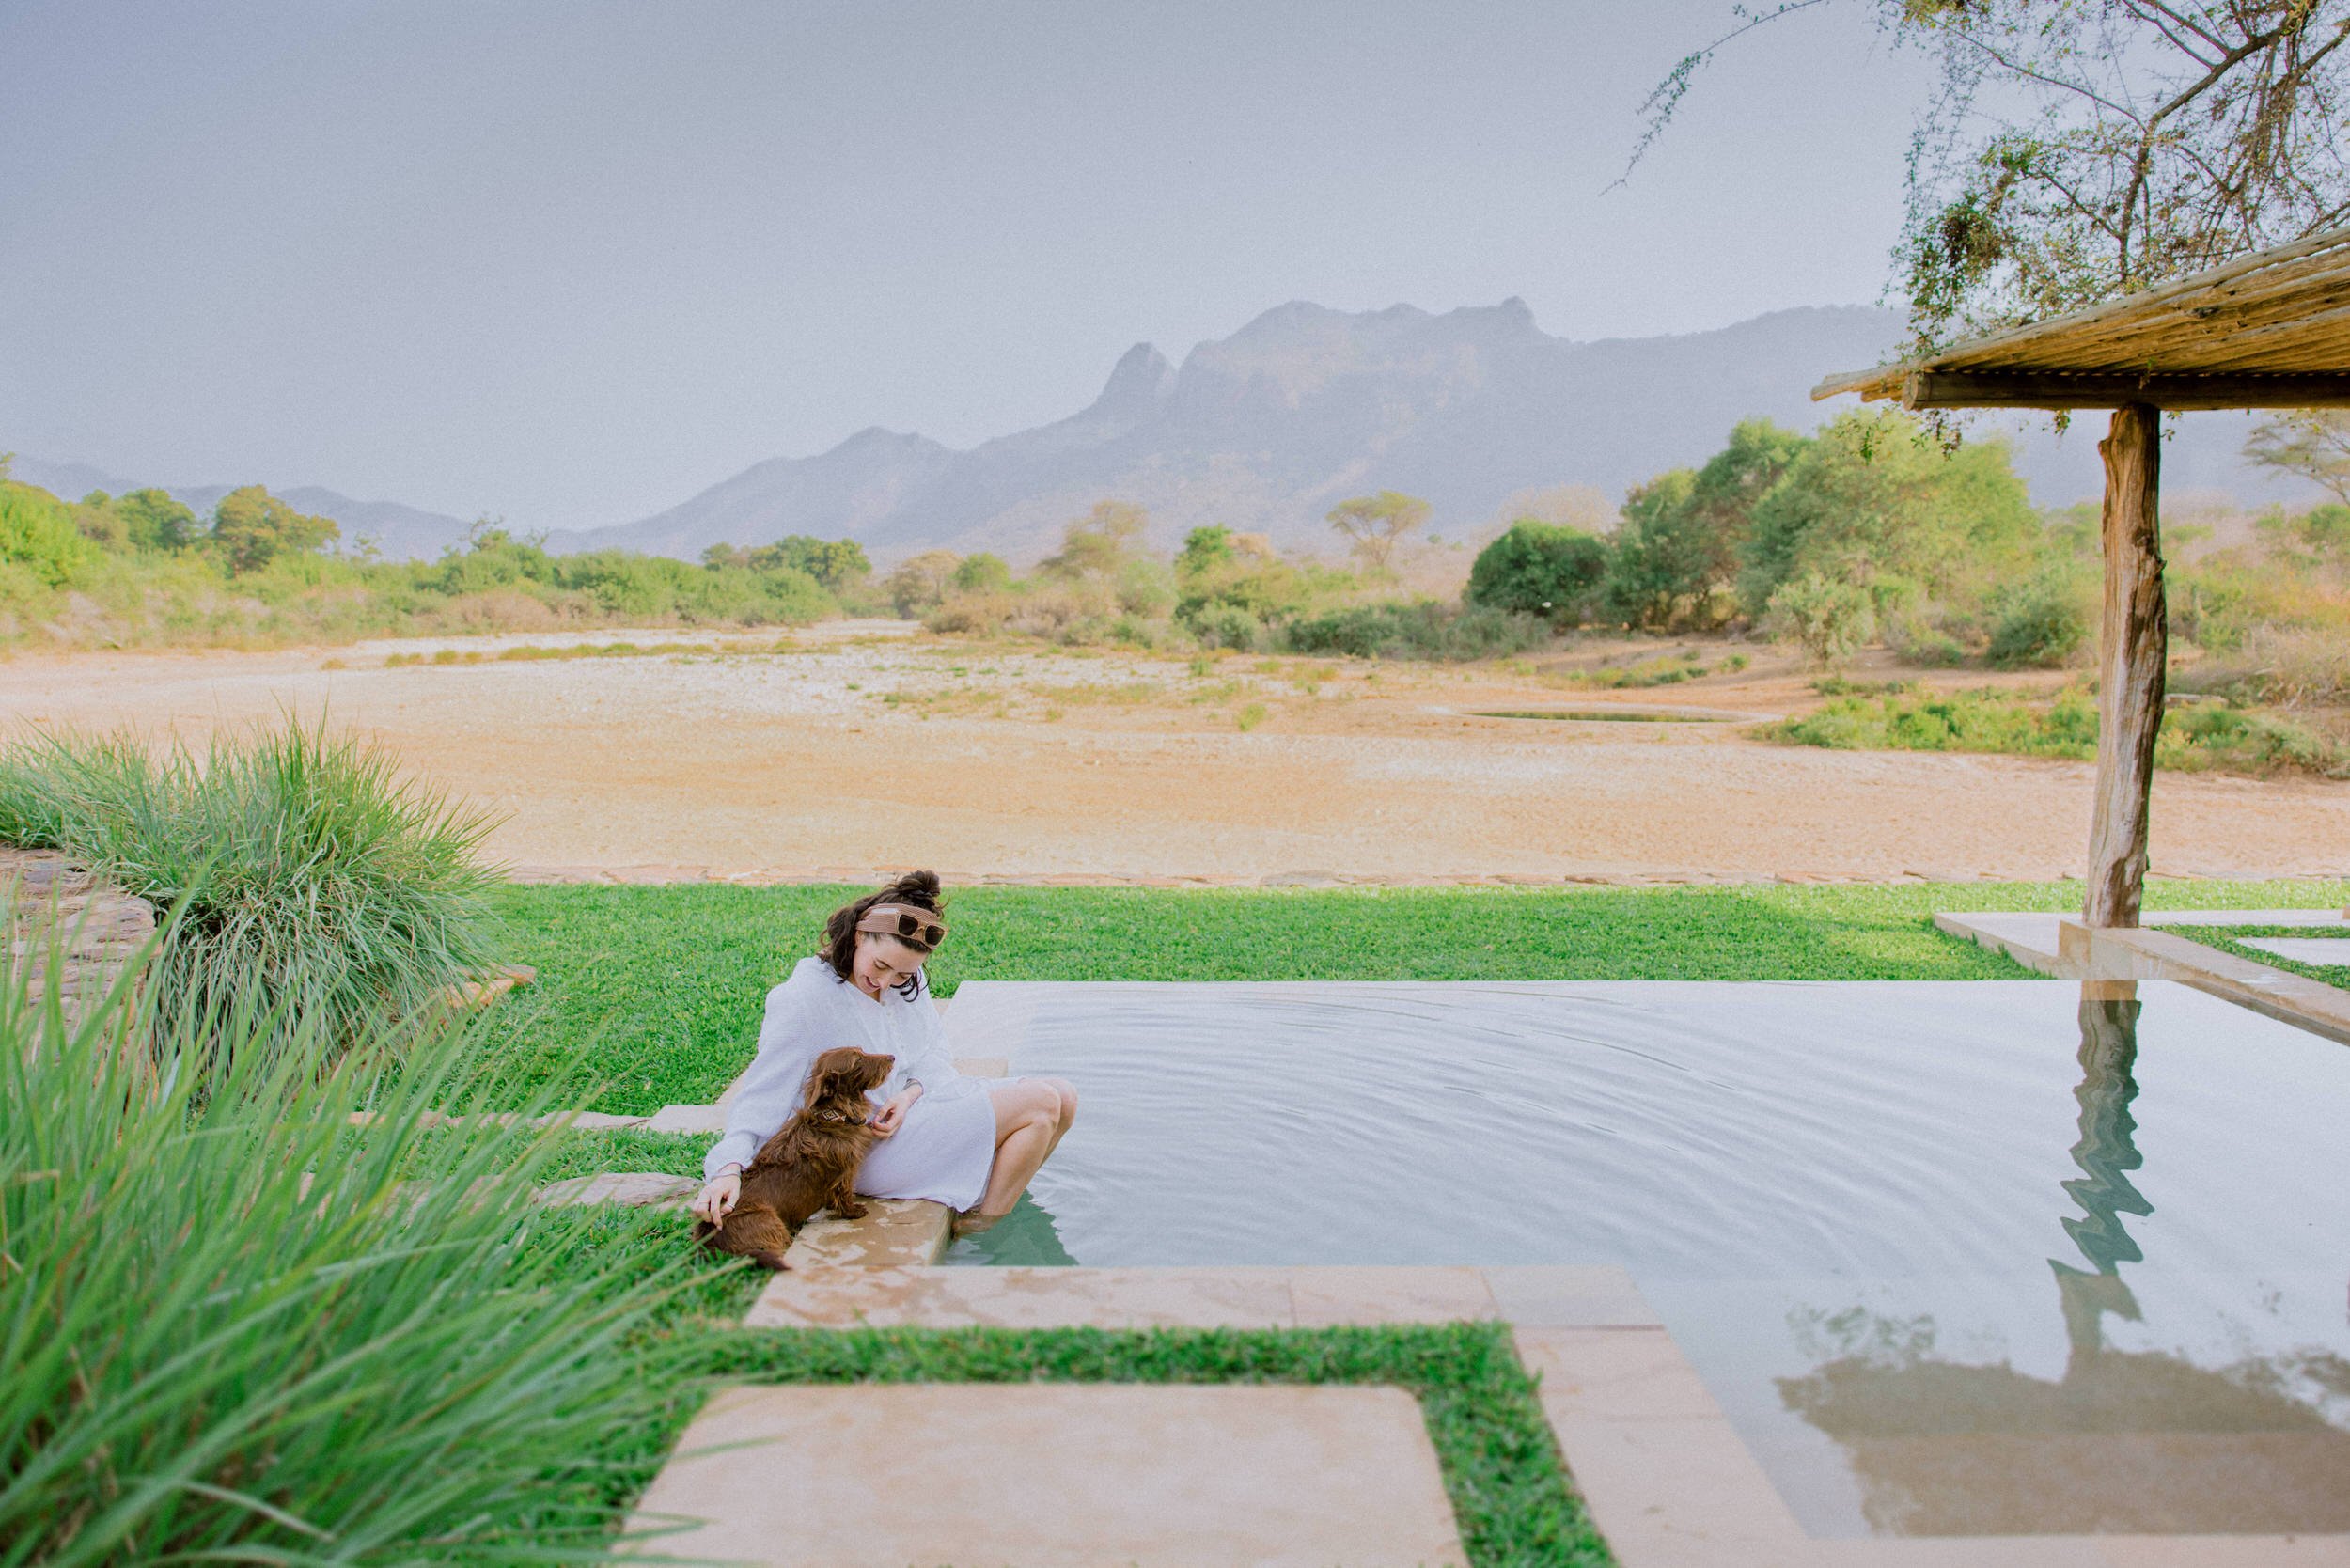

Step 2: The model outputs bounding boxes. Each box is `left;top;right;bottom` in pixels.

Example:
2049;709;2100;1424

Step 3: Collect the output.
619;1384;1467;1568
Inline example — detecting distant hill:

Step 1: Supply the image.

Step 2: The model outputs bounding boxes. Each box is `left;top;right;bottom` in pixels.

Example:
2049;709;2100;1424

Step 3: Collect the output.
6;457;476;561
548;300;2321;566
23;298;2321;569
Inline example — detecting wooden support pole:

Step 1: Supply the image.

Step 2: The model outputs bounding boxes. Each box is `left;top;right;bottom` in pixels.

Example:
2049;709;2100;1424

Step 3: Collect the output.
2083;403;2167;928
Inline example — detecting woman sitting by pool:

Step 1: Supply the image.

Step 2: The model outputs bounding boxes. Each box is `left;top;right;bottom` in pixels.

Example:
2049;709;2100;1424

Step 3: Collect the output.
690;870;1076;1238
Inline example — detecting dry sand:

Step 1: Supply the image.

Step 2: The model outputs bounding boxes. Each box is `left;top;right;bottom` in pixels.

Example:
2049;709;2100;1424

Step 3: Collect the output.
2;621;2342;886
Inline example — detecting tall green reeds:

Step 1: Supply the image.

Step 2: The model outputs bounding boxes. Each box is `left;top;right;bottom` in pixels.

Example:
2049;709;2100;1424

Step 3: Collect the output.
0;935;700;1565
0;721;501;1085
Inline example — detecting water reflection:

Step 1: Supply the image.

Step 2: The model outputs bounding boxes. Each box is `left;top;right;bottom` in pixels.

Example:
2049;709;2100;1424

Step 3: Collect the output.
938;1192;1077;1267
1779;982;2350;1535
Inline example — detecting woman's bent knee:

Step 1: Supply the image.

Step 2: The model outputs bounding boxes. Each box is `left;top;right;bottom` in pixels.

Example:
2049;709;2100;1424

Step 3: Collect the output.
1047;1077;1078;1125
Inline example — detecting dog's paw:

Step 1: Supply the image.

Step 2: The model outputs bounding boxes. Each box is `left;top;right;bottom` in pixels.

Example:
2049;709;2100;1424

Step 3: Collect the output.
833;1201;868;1220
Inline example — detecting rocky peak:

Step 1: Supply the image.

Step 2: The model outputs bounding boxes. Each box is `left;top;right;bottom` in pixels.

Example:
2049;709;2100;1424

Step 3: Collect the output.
1086;342;1177;422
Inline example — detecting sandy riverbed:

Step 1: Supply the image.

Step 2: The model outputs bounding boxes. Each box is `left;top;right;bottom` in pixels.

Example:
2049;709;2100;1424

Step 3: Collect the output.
1;621;2341;885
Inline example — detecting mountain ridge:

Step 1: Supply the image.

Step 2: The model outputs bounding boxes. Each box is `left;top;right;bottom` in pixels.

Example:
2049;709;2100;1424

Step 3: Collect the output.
21;299;2318;565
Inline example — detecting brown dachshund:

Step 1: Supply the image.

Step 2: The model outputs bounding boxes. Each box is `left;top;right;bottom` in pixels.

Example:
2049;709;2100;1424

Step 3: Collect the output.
693;1046;894;1270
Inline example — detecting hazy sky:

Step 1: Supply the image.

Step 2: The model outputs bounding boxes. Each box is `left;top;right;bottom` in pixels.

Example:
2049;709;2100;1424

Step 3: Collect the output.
2;1;1945;529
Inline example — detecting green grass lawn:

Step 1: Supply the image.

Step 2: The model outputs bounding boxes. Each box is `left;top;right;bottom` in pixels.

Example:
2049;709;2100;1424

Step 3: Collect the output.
2164;921;2350;990
471;877;2350;1113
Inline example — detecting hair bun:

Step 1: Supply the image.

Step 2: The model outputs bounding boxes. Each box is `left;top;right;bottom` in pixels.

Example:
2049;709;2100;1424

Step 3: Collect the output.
880;870;943;911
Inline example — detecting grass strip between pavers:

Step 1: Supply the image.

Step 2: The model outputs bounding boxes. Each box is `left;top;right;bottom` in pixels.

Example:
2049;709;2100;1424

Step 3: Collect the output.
2162;922;2350;991
552;1209;1613;1564
470;878;2350;1114
671;1334;1603;1563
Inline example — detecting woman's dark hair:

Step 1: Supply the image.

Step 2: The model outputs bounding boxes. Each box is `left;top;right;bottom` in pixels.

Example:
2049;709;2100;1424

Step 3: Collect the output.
818;870;945;997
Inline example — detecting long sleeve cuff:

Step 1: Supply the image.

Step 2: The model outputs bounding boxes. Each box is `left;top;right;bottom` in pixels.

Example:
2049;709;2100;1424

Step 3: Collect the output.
703;1130;757;1183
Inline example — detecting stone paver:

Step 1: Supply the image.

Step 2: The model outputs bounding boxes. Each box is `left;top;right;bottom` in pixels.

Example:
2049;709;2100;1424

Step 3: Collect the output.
781;1198;949;1269
1288;1265;1499;1326
746;1263;1298;1330
534;1171;697;1210
1512;1325;1810;1568
643;1102;727;1133
1482;1264;1662;1328
619;1383;1466;1567
2242;935;2350;967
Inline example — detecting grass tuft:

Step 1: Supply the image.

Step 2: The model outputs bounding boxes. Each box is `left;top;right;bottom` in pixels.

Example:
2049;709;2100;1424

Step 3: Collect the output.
0;719;504;1086
0;935;702;1564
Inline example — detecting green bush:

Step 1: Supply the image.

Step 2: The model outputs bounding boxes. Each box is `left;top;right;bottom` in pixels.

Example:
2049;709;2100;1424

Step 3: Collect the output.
1741;409;2039;617
1281;601;1547;660
0;480;94;588
1985;567;2092;668
1465;520;1608;623
1180;600;1267;651
0;953;697;1564
0;721;503;1084
951;552;1013;593
1764;572;1876;666
1775;683;2342;776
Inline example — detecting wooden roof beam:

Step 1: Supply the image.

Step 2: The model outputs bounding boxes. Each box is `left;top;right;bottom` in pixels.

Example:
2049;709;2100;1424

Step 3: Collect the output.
1898;369;2350;410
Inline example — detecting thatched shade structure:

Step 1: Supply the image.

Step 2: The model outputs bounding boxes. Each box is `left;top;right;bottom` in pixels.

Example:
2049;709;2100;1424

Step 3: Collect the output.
1814;226;2350;926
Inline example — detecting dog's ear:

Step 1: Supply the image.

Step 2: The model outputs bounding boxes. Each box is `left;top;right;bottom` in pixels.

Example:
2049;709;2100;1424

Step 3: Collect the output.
805;1047;862;1102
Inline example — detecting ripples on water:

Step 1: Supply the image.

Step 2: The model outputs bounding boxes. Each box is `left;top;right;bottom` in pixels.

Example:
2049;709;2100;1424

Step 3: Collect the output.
940;979;2350;1538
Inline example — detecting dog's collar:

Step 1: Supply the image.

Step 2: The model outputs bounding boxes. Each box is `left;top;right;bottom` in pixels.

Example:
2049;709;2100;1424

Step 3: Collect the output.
811;1106;870;1126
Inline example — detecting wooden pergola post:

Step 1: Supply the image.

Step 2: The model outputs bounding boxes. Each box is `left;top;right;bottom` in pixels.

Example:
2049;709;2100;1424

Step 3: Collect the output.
1814;225;2350;935
2083;404;2166;928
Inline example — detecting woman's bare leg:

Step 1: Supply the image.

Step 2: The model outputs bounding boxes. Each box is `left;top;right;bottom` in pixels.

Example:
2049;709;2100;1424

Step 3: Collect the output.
1040;1077;1078;1158
961;1079;1069;1229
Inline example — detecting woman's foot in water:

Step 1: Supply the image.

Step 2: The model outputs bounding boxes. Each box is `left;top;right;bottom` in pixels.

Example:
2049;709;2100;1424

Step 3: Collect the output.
953;1207;1004;1236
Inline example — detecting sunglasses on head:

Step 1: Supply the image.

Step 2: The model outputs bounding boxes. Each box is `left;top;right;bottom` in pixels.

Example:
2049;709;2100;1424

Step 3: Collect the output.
854;903;948;947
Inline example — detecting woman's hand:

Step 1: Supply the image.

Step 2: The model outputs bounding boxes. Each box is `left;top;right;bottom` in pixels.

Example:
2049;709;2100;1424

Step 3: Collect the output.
870;1086;921;1137
693;1168;742;1227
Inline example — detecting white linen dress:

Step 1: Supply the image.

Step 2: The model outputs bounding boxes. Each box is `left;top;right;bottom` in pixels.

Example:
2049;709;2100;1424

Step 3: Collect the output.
701;954;996;1211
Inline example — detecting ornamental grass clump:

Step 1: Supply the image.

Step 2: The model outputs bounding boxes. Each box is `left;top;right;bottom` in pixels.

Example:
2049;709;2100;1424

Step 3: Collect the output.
0;946;702;1566
0;721;501;1086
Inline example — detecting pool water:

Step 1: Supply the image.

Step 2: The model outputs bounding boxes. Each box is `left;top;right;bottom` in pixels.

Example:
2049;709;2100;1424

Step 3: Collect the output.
939;979;2350;1539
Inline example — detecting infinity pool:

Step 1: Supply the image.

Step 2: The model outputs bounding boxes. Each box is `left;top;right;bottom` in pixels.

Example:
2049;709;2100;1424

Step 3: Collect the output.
939;979;2350;1539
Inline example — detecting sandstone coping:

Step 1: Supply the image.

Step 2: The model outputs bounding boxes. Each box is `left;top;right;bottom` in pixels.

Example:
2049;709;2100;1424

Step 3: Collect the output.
2057;920;2350;1045
1935;909;2350;1046
744;1262;1659;1332
619;1383;1468;1568
1935;907;2348;970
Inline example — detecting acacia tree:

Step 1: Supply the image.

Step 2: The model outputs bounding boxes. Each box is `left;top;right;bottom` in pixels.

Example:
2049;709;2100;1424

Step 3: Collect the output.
210;485;338;574
1638;2;2350;352
2245;409;2350;503
1325;490;1431;571
882;548;963;617
1042;500;1150;580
